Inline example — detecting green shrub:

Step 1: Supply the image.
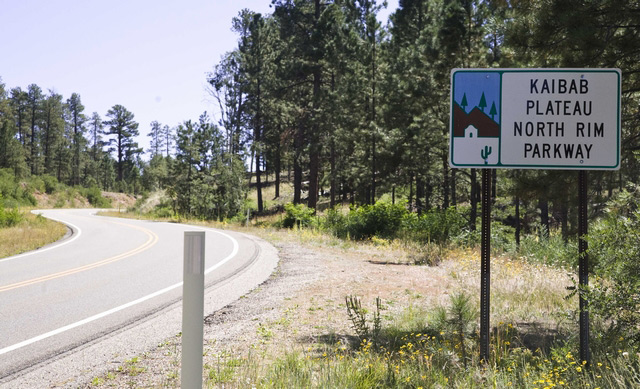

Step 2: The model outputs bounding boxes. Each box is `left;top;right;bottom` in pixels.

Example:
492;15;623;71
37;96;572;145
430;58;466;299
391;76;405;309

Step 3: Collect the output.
82;186;112;208
282;203;315;228
0;206;23;227
326;202;407;240
153;205;174;218
325;203;471;244
587;186;640;351
402;207;467;244
0;169;36;206
26;176;46;193
42;175;59;194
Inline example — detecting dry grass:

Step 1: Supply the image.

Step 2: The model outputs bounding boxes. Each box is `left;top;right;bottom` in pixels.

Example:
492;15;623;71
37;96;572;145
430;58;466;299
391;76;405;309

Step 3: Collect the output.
0;211;67;259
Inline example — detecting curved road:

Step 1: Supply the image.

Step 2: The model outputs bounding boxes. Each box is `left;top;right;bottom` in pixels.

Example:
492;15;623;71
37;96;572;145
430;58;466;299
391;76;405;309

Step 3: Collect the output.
0;209;278;384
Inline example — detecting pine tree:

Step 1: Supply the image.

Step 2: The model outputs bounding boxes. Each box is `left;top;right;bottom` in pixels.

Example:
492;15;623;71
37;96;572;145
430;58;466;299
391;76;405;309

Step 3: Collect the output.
26;84;43;175
41;91;65;175
66;93;87;185
9;87;28;147
147;120;165;157
478;92;487;112
103;105;140;185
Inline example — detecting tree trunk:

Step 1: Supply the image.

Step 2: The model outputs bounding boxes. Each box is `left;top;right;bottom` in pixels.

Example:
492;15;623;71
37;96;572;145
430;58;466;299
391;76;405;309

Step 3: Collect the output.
450;169;457;207
561;198;569;243
416;175;424;215
607;171;613;198
442;157;450;208
491;169;497;204
274;142;281;199
515;195;520;248
539;198;550;239
425;179;433;211
293;122;303;204
309;149;319;209
330;136;337;208
256;151;263;212
408;172;414;211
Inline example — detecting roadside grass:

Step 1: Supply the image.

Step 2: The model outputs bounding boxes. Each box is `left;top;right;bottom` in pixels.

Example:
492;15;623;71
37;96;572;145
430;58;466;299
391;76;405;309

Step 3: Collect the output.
0;211;67;258
199;298;639;389
212;336;640;388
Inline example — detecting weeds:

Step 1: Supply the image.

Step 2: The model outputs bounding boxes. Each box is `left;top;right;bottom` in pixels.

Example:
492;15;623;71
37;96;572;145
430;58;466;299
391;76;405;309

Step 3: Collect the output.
345;296;382;348
254;294;640;388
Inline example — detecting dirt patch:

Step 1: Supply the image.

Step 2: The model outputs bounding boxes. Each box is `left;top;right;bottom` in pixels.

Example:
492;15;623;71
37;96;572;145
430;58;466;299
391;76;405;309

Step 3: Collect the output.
101;192;137;210
32;190;90;208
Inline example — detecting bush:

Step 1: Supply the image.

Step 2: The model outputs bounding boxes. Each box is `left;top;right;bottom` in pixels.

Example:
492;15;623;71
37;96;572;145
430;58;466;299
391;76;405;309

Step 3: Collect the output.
514;232;576;268
81;186;112;208
402;207;467;244
326;202;407;240
282;203;315;228
153;205;174;218
0;169;36;207
0;206;23;227
42;175;59;194
587;186;640;351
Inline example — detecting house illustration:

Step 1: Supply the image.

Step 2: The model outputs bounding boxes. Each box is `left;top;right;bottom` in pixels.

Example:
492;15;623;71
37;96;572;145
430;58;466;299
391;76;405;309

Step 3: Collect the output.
451;100;500;165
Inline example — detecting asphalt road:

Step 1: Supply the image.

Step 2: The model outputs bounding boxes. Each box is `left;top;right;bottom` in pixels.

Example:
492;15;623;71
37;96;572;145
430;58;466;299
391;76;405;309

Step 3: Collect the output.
0;209;277;384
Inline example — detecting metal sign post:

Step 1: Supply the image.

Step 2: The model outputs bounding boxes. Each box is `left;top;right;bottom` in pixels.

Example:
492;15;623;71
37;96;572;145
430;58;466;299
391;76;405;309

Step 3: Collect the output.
480;169;492;363
578;171;590;365
182;231;205;389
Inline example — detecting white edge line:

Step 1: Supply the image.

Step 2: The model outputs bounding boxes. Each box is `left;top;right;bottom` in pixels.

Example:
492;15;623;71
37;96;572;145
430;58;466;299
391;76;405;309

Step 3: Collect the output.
0;211;82;264
0;225;240;356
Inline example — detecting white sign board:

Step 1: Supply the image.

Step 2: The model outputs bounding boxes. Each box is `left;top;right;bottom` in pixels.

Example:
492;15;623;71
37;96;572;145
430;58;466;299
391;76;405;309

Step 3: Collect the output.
449;69;621;170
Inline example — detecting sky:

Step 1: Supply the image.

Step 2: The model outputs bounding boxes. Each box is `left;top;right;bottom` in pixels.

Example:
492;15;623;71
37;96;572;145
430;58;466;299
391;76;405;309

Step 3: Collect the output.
0;0;398;156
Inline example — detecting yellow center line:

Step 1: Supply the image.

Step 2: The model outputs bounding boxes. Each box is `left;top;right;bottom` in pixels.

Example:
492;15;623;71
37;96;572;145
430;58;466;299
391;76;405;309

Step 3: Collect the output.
0;220;159;293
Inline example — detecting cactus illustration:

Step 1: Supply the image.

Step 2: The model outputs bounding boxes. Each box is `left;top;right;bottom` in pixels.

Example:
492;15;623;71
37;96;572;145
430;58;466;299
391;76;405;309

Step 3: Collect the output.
480;145;492;164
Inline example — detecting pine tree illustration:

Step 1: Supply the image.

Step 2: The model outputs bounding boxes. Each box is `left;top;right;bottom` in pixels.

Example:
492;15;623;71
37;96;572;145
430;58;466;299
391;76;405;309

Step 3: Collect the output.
478;92;487;112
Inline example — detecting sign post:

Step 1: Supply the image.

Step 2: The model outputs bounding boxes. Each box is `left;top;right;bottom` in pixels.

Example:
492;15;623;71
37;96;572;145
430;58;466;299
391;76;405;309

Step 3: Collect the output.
578;170;590;365
450;68;621;365
480;169;491;362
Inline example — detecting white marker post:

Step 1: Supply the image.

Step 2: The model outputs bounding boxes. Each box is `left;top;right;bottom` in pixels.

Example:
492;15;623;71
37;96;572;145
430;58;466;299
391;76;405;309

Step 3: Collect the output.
182;231;205;389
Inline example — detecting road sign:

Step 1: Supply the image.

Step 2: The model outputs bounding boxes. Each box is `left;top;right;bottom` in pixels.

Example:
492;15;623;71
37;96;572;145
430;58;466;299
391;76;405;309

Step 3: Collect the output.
450;68;621;170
